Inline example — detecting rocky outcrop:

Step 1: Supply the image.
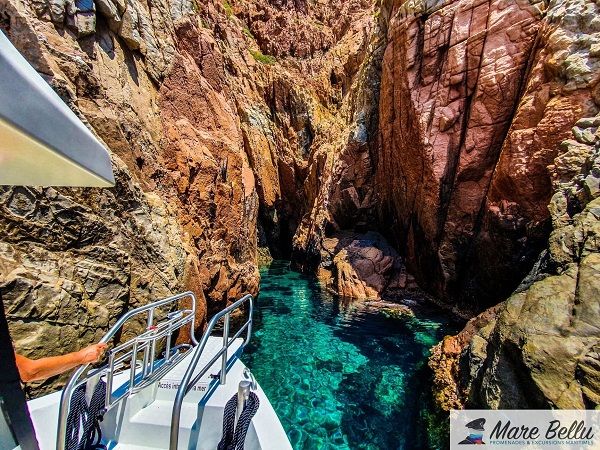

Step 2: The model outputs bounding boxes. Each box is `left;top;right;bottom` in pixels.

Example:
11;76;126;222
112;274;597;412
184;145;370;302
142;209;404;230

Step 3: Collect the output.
431;111;600;408
317;231;413;299
0;158;202;395
429;0;600;410
235;0;374;59
291;2;386;269
467;0;600;308
1;0;264;316
30;0;181;82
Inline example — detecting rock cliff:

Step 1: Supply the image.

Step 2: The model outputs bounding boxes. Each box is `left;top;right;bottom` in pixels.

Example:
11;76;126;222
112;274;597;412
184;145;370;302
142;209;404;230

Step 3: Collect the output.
0;0;380;393
1;0;598;408
377;0;548;308
430;110;600;409
429;0;600;409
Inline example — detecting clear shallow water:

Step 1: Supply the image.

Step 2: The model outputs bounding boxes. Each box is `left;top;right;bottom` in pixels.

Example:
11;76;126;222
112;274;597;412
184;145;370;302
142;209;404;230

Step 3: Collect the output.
241;261;460;450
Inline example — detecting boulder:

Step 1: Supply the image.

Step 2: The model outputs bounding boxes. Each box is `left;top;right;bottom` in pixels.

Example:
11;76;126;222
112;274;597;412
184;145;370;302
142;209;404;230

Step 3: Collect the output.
319;231;407;300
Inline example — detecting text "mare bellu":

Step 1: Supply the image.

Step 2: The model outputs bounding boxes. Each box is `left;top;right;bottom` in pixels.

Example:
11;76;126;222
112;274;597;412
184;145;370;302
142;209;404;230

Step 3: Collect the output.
490;420;595;441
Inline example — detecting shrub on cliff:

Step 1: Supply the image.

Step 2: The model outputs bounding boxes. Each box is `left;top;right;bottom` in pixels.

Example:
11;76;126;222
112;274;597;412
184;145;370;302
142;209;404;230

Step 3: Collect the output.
249;49;276;65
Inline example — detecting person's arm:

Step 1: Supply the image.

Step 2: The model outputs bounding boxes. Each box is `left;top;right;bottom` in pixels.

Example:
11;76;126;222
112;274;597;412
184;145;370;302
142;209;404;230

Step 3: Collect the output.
15;343;107;382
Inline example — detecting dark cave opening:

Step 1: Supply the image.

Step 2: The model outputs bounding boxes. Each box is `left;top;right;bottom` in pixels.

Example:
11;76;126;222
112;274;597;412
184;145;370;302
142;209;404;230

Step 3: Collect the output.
257;203;300;260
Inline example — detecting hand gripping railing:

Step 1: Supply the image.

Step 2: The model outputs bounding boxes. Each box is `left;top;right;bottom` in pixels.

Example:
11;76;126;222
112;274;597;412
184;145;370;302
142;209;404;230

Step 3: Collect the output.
169;294;254;450
56;291;199;450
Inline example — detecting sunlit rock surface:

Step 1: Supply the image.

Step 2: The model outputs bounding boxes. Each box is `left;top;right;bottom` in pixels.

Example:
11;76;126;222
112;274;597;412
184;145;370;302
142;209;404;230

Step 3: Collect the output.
318;231;412;300
377;0;548;307
0;0;379;393
0;0;598;408
429;0;600;410
431;112;600;409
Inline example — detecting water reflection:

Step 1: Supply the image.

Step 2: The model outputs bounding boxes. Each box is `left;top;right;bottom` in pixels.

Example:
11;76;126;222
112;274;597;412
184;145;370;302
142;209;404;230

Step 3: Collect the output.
242;261;461;449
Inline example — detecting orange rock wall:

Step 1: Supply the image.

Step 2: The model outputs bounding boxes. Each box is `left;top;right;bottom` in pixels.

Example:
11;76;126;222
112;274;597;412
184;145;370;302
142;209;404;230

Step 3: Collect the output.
376;0;592;307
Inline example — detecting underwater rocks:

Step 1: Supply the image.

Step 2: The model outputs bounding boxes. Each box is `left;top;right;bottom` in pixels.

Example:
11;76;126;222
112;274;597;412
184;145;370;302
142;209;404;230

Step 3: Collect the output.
431;110;600;409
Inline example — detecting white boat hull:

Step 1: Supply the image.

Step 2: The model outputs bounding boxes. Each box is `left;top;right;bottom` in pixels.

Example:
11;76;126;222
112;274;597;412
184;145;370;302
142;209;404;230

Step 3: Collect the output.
26;337;291;450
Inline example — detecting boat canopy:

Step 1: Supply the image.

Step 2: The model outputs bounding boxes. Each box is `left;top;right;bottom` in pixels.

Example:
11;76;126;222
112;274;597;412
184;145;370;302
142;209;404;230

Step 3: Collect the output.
0;31;114;187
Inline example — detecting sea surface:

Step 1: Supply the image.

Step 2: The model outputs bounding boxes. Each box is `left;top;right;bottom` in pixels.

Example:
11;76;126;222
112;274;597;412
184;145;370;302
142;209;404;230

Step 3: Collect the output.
242;261;461;450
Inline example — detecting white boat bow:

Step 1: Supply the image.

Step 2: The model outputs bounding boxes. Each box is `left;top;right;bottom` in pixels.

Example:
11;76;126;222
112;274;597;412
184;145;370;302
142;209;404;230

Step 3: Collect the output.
19;293;291;450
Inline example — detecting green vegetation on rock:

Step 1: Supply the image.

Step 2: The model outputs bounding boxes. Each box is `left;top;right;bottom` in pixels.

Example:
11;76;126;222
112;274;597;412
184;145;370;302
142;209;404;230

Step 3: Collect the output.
242;26;254;39
223;0;233;17
250;49;276;65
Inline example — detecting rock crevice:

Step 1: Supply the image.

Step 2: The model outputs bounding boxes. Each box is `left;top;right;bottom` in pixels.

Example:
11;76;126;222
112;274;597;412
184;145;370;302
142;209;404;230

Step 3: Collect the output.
1;0;599;408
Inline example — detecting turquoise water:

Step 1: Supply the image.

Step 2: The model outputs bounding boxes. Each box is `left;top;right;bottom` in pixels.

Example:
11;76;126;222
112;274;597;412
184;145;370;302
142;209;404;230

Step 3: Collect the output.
241;261;460;449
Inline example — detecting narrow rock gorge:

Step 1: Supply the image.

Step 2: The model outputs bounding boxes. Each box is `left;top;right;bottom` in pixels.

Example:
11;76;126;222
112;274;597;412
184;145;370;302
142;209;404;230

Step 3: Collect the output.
1;0;598;412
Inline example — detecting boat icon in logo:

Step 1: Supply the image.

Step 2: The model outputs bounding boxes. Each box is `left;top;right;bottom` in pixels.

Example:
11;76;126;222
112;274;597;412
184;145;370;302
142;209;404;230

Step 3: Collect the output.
458;418;486;444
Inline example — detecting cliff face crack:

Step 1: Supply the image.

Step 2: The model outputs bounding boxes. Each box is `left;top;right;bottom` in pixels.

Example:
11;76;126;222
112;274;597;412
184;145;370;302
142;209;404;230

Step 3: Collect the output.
436;0;490;249
376;0;556;306
453;7;548;305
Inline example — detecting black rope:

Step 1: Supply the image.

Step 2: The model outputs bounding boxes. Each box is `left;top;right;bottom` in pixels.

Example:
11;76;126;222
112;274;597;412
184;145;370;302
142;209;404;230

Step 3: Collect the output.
65;380;107;450
217;392;260;450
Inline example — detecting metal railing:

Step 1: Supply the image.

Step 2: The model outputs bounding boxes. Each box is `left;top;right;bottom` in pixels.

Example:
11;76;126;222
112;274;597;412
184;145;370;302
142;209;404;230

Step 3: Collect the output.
56;291;199;450
169;294;254;450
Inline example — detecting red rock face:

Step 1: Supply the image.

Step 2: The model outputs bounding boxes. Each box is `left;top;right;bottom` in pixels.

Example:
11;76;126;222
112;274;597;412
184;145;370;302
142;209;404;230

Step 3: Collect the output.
468;18;599;307
428;0;600;408
158;20;260;311
377;0;547;306
235;0;373;58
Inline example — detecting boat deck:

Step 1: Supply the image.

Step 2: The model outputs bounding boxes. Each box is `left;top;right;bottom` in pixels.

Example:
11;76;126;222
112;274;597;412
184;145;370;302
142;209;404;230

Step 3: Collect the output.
28;336;291;450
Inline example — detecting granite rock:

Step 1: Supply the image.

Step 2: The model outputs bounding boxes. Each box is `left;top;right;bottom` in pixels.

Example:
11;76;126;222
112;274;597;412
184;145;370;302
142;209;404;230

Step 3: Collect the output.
319;231;408;300
376;0;600;310
431;113;600;409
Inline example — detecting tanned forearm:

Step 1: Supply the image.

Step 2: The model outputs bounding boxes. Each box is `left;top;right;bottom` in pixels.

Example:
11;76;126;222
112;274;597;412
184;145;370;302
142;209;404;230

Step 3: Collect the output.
15;352;85;382
15;343;107;382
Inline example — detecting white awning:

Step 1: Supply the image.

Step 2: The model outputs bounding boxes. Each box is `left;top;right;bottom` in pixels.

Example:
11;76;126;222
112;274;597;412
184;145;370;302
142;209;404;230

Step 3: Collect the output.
0;31;115;187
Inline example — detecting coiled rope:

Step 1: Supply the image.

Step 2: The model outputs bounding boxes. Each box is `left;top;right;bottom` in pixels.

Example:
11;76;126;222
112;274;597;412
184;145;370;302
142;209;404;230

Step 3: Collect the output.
65;379;107;450
217;391;260;450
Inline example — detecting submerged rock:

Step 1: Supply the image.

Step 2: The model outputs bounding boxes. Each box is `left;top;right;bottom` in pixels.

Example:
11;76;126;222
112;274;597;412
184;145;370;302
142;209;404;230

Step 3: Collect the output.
379;305;415;320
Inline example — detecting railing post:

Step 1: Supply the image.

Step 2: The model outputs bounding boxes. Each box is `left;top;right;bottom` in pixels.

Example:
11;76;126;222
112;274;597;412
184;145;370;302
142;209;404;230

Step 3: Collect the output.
143;309;154;376
129;341;138;392
165;331;172;364
169;294;253;450
220;312;230;385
